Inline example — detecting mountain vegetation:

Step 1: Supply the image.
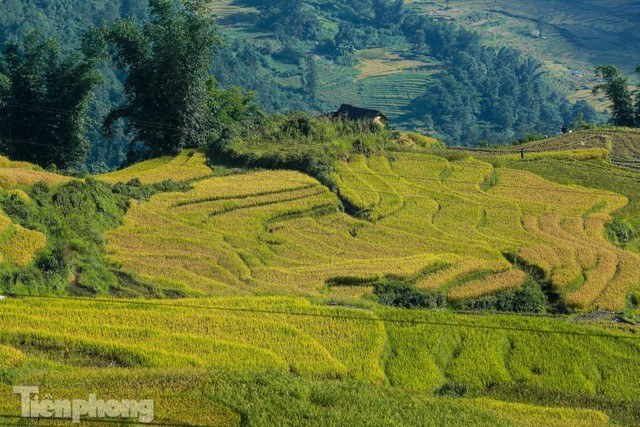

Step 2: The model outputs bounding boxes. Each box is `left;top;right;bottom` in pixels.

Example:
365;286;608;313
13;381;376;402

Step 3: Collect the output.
0;1;640;426
0;31;104;170
0;0;608;172
592;64;640;127
103;0;221;160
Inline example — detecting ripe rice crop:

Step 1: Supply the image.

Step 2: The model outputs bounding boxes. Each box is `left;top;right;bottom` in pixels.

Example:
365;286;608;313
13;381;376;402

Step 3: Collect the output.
0;167;72;188
565;250;618;309
595;251;640;310
0;344;24;367
0;224;46;267
496;148;609;161
447;269;527;301
356;49;428;80
98;150;213;184
101;151;640;310
0;156;41;170
0;296;636;423
416;259;509;291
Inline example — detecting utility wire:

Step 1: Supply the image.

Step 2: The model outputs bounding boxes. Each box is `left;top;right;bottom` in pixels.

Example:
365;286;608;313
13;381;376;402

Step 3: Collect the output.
3;101;180;131
164;168;622;223
142;159;628;200
2;100;639;181
334;169;624;197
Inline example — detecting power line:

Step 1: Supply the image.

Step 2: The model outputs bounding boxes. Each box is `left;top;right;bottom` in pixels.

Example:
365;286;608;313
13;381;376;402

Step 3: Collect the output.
211;138;640;180
3;135;637;188
2;137;72;150
155;157;627;201
334;169;624;197
3;100;640;181
3;101;180;131
5;294;639;341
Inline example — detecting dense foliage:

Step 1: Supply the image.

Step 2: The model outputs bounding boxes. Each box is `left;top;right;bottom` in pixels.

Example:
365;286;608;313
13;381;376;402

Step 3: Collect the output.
244;0;594;145
0;32;103;170
0;0;149;171
0;0;601;171
104;0;222;160
593;64;640;127
210;111;395;185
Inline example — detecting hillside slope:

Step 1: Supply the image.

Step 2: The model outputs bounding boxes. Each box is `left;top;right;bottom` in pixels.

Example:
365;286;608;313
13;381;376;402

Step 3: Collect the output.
405;0;640;108
0;156;73;268
101;149;640;311
212;0;639;115
0;145;640;424
453;129;640;252
0;295;639;425
493;128;640;171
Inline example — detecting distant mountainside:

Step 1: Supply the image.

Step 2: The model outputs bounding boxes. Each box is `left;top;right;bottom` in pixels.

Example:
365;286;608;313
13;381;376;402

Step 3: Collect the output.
212;0;639;113
0;0;636;165
403;0;640;110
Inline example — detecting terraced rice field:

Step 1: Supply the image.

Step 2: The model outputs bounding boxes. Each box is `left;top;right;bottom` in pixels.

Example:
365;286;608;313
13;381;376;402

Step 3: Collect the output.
357;71;436;119
356;49;432;80
104;151;640;310
406;0;640;86
0;157;64;266
0;295;638;425
473;129;640;172
98;150;214;184
0;155;72;189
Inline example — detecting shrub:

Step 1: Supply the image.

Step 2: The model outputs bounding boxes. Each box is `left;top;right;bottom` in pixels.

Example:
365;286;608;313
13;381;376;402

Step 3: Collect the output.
373;280;446;309
606;219;633;245
458;277;548;313
208;113;395;186
0;177;191;296
513;132;546;145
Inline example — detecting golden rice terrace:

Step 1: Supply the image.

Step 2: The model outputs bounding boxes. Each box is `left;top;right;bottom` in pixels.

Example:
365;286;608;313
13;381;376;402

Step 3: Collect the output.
102;150;640;311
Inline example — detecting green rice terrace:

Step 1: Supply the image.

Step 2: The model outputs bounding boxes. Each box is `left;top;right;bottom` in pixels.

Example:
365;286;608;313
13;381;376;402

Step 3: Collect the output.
0;128;639;425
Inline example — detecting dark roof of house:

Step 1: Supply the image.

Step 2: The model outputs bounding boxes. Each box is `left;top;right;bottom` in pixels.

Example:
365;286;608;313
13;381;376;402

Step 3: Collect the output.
328;104;389;122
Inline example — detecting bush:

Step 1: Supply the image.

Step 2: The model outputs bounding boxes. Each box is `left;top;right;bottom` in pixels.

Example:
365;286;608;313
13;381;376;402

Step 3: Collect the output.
606;218;633;245
513;132;546;145
0;178;190;296
373;281;446;309
458;278;548;313
208;112;395;186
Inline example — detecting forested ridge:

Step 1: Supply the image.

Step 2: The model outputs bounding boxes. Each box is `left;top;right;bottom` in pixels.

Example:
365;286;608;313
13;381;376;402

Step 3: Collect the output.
0;0;603;171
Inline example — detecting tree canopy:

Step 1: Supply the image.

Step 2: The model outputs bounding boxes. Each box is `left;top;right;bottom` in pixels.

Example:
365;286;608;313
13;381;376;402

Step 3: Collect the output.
104;0;222;159
593;64;637;127
0;31;103;170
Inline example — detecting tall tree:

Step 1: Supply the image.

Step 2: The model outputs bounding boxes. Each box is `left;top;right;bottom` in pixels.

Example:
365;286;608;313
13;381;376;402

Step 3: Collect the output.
303;55;318;104
0;31;103;170
104;0;221;158
593;64;635;127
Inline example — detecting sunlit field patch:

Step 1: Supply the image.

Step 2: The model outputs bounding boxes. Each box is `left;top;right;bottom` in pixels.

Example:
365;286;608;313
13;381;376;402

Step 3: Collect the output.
98;150;213;184
0;296;636;424
103;151;640;309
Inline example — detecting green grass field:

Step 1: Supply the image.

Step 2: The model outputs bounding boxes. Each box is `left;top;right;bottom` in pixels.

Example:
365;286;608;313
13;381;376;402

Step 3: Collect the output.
0;296;638;425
